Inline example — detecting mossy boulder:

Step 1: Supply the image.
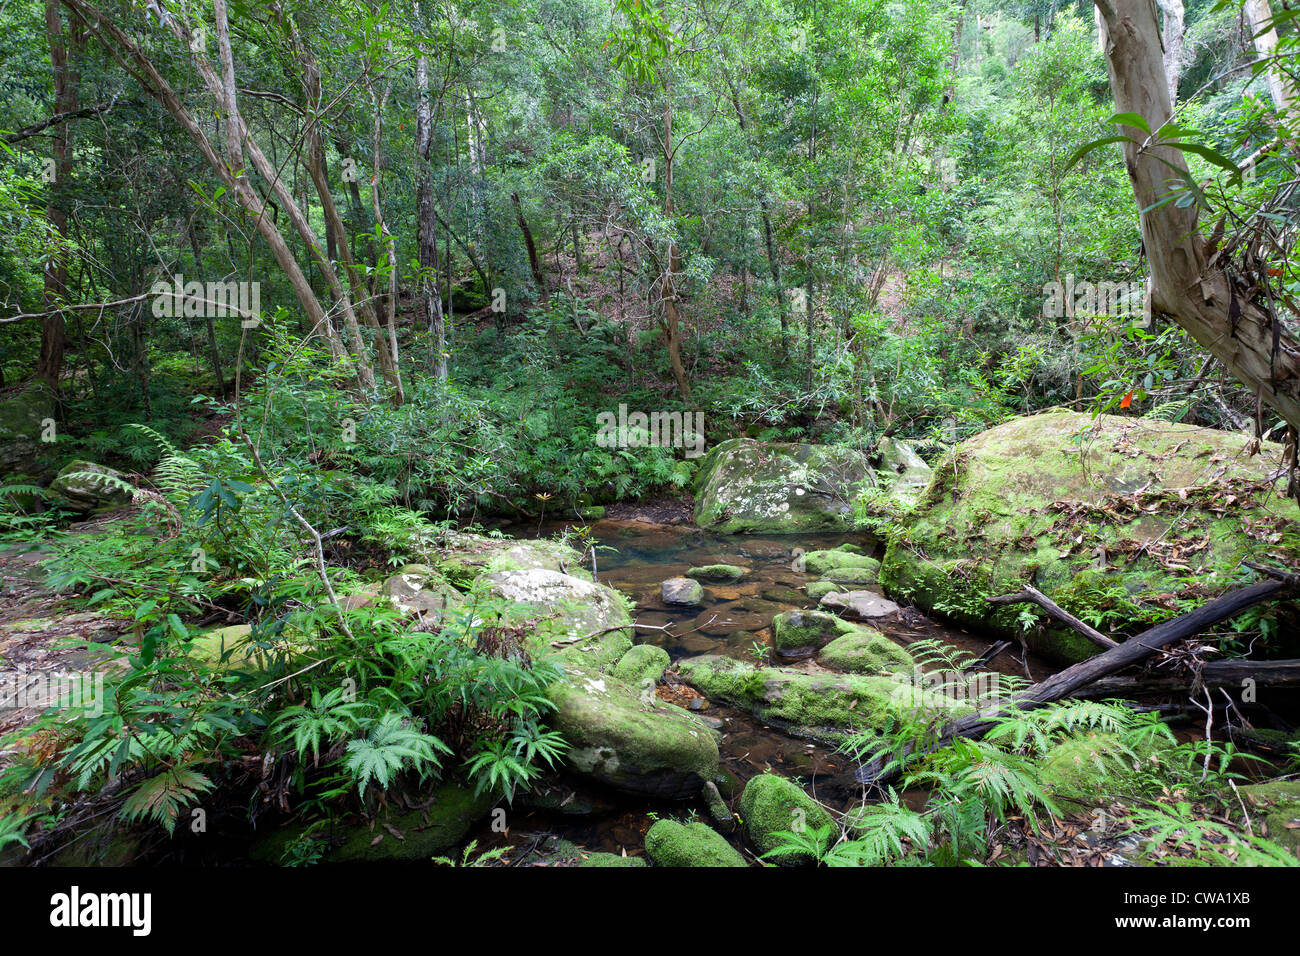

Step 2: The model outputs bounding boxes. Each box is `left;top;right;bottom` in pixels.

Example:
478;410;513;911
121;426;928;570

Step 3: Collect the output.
739;773;835;865
822;564;881;586
480;568;633;663
678;654;965;743
686;564;749;582
879;411;1300;664
49;460;134;512
188;622;316;673
801;548;878;575
250;780;495;864
644;819;747;867
806;581;842;600
1238;780;1300;855
818;627;913;674
436;532;588;587
611;643;671;685
0;383;55;475
771;608;857;659
548;663;720;799
693;438;876;533
379;564;464;622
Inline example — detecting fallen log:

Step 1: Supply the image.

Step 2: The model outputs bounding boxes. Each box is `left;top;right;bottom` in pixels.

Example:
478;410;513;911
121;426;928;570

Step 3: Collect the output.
857;579;1289;785
986;585;1117;650
1074;658;1300;699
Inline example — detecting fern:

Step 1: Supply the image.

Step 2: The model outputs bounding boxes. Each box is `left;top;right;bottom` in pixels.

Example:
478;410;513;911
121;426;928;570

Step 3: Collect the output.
343;713;452;797
120;767;214;836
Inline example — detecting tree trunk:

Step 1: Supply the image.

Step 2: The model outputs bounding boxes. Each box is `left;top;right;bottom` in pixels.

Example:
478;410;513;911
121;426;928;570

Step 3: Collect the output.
415;51;446;381
1156;0;1185;105
38;0;79;388
1244;0;1296;116
1094;0;1300;431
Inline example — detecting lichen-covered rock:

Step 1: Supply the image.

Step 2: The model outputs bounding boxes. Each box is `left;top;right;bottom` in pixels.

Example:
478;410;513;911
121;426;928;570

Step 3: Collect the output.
693;438;876;533
678;654;964;743
818;628;913;674
436;532;588;587
686;564;749;582
548;663;720;799
880;411;1300;664
0;383;55;475
49;460;134;512
1238;780;1300;855
739;773;835;864
801;548;878;575
250;780;495;864
771;609;857;659
820;589;902;620
661;576;704;606
379;564;463;621
611;643;671;685
480;568;633;662
644;819;747;867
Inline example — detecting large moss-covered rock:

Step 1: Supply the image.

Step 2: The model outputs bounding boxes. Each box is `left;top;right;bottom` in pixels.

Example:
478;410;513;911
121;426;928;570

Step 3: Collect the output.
0;383;55;475
693;438;876;533
250;780;495;864
480;568;633;663
435;532;588;587
855;438;934;533
1238;780;1300;855
739;773;835;864
771;609;857;659
678;654;963;743
49;460;134;512
821;565;880;586
880;411;1300;664
644;819;747;867
818;627;913;674
801;548;878;575
548;663;720;799
580;851;648;867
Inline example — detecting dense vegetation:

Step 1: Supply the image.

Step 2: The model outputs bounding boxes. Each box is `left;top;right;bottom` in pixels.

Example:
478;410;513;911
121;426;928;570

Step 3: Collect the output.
1;0;1298;870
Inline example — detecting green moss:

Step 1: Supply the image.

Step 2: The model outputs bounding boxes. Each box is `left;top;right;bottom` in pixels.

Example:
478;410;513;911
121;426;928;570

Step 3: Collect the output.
611;643;671;685
771;609;857;658
806;581;842;599
818;627;913;674
580;851;648;867
738;773;835;864
803;550;879;575
250;780;496;864
686;564;749;582
1039;732;1166;811
678;655;963;744
1239;780;1300;854
822;565;880;586
879;412;1300;664
644;819;747;867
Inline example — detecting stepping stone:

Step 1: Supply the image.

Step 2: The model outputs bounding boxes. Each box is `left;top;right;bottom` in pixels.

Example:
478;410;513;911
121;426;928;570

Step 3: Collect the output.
819;589;901;620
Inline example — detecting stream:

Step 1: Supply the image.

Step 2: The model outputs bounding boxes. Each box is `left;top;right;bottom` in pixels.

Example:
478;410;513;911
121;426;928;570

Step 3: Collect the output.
474;518;1057;863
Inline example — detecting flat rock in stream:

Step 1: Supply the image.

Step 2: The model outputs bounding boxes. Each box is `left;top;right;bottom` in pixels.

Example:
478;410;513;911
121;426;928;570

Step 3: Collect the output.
819;589;901;620
661;576;704;606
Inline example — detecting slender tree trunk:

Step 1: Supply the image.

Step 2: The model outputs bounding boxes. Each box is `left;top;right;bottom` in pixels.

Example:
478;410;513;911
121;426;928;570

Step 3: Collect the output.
1095;0;1300;430
1156;0;1185;105
38;0;78;388
415;51;446;381
1244;0;1296;116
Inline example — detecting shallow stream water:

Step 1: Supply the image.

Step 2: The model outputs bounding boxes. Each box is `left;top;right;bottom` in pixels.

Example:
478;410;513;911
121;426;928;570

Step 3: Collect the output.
478;518;1056;863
